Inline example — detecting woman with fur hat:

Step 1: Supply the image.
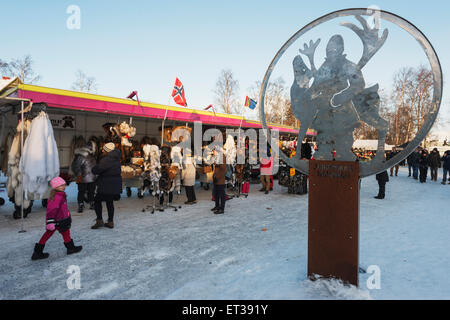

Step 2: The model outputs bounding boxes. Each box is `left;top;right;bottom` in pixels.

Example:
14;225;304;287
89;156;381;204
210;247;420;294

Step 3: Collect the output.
31;177;82;260
91;142;122;229
71;144;97;213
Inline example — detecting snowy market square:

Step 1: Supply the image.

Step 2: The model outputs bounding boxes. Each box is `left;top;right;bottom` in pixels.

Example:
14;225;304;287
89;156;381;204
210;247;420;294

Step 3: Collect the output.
1;166;449;300
1;1;450;304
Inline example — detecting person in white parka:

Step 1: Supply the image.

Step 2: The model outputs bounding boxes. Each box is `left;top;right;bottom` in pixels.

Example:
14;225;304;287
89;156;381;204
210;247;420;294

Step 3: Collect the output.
182;154;196;204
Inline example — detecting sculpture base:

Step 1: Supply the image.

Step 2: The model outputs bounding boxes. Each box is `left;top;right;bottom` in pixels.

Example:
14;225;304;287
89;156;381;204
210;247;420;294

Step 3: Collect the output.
308;160;359;286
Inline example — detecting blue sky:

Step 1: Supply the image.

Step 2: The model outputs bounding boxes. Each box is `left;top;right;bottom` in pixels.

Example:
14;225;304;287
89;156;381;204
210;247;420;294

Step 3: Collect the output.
1;0;449;127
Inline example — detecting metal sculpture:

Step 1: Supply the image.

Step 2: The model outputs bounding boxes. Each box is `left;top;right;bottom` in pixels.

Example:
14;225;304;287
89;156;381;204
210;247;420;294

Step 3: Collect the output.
260;8;442;178
259;8;442;286
291;15;388;162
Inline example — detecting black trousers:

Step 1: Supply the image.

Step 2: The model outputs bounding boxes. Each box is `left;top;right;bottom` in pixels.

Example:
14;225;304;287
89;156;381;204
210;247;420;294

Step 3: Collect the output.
430;167;438;181
377;181;386;198
77;182;96;204
185;186;196;202
159;192;173;205
94;194;115;222
213;184;226;210
419;167;428;182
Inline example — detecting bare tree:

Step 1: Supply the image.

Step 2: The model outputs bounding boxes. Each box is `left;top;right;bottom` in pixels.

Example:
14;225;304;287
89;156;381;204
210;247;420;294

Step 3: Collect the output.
373;66;434;146
214;69;239;114
6;55;41;83
0;59;8;75
71;70;98;93
250;77;289;125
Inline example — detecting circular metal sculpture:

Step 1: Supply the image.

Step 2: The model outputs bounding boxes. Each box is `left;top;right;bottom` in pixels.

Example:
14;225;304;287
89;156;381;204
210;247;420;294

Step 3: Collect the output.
259;8;442;177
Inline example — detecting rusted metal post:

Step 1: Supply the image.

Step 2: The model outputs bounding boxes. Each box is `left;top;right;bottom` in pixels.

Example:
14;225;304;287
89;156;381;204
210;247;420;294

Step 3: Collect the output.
308;160;359;286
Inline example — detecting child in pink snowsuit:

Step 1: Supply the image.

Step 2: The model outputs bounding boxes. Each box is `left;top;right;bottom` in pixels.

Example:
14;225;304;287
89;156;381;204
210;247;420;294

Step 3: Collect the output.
31;177;82;260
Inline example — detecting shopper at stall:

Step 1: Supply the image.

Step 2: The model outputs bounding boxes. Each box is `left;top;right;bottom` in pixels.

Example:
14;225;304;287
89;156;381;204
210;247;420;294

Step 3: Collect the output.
31;177;82;260
259;147;274;194
71;144;97;212
212;152;227;214
182;154;197;204
91;142;122;229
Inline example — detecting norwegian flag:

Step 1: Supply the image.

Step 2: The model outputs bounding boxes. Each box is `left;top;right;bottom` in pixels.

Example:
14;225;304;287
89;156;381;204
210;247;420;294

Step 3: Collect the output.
171;77;187;107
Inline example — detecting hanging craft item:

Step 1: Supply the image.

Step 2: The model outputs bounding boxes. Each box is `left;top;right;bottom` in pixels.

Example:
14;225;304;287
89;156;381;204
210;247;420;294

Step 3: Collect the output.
159;126;173;143
7;119;32;209
20;111;60;199
170;146;182;194
142;144;161;196
119;121;136;147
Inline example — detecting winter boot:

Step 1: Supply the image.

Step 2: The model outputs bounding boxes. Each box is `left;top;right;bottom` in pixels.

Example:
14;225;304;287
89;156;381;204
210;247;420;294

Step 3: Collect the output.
31;243;49;260
77;203;84;213
104;220;114;229
64;239;83;255
91;219;104;229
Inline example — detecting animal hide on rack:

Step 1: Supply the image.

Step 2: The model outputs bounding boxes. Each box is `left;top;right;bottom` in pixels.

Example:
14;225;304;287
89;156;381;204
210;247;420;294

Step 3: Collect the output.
6;120;33;207
20;111;60;199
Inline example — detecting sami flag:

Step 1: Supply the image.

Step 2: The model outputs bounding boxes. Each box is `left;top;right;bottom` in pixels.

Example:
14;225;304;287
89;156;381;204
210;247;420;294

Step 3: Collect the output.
244;96;257;110
171;77;188;107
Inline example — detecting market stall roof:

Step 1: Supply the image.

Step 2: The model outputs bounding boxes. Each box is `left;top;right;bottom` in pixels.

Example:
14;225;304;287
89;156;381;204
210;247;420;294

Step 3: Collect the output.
15;84;299;134
353;139;394;151
0;77;22;98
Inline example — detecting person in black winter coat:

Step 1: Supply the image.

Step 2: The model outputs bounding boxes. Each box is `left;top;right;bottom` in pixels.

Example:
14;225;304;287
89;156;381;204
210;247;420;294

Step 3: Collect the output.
408;148;421;179
418;149;430;183
91;143;122;229
375;170;389;199
428;148;441;181
387;147;400;176
71;146;97;213
441;150;450;184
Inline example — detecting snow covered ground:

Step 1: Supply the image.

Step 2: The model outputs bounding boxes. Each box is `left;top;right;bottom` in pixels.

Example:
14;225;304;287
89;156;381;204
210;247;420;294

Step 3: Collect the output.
0;166;449;300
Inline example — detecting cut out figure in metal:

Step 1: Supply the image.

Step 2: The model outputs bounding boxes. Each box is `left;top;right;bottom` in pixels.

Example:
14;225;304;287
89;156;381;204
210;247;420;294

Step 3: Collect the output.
291;15;389;162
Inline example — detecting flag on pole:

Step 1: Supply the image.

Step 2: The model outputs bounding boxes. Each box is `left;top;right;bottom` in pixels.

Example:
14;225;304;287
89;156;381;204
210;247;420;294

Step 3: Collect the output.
204;104;216;116
171;77;188;107
244;96;257;110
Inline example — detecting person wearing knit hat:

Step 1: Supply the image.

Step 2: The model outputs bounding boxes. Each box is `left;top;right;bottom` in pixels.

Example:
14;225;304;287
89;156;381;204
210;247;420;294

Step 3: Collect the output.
103;142;115;153
31;176;82;260
91;143;122;229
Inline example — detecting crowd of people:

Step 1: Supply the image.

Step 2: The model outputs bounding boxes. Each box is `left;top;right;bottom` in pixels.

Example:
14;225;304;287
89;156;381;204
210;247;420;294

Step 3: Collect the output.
406;147;450;184
374;146;450;201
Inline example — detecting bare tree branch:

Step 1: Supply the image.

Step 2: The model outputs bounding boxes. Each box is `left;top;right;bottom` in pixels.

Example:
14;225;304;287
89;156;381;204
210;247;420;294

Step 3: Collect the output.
214;69;239;114
71;69;98;93
6;55;41;83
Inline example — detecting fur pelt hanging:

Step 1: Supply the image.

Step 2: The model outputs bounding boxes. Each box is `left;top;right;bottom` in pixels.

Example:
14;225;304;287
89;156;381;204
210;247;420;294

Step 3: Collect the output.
21;111;60;199
7;119;32;207
142;144;161;195
1;131;14;175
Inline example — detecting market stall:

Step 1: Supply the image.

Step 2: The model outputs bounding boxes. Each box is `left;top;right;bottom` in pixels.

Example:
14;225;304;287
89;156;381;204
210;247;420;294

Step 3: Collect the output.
0;83;299;215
